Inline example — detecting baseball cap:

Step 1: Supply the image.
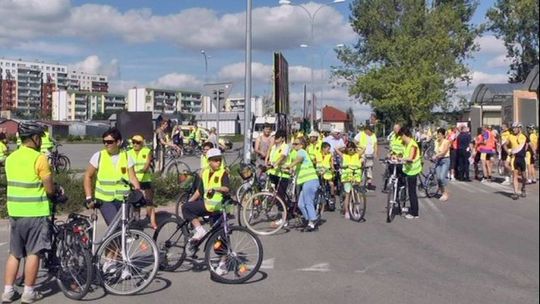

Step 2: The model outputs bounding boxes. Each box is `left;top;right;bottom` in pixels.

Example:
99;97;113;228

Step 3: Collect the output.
207;148;222;159
309;131;319;137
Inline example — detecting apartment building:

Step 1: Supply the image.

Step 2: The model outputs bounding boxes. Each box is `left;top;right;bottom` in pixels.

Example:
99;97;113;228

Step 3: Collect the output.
128;88;202;114
68;70;108;92
224;96;264;117
179;91;202;113
0;67;17;111
52;90;126;121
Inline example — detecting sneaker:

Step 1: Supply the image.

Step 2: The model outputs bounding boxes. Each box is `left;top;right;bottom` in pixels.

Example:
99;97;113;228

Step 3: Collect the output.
344;212;350;220
520;191;526;198
20;291;43;304
439;194;448;202
2;290;21;303
481;178;488;184
511;193;519;200
404;214;419;219
527;179;533;185
271;218;284;228
214;260;228;276
304;222;317;232
190;227;207;241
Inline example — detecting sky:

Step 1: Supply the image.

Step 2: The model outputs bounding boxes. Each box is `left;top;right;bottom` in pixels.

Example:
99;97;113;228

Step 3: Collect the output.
0;0;512;122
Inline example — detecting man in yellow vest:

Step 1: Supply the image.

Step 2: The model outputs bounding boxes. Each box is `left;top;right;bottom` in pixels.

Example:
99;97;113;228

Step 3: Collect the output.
83;128;140;225
504;122;528;200
499;123;512;185
128;135;157;229
399;127;421;219
316;142;337;209
182;148;230;241
265;130;291;210
3;122;55;303
384;123;405;192
0;132;8;166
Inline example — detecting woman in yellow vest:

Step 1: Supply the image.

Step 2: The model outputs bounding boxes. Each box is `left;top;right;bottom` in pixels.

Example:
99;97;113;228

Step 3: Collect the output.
307;131;322;162
341;142;363;220
128;135;157;229
265;130;291;209
83;128;141;225
284;137;320;231
399;127;421;219
3;122;56;303
182;148;230;241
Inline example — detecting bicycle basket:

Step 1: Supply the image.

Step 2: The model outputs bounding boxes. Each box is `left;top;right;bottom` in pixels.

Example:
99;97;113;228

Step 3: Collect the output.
239;164;253;180
127;189;146;208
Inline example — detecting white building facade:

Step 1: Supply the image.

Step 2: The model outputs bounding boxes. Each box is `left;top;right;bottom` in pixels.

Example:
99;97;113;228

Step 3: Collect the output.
52;90;126;121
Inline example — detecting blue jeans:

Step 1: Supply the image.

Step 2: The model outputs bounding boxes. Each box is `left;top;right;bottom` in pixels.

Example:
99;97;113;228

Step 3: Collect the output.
298;179;319;221
435;157;450;187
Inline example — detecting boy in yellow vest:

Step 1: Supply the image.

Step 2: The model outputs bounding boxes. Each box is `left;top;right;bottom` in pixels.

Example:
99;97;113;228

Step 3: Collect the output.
316;142;337;209
128;135;157;229
182;148;230;241
341;142;363;220
3;122;55;303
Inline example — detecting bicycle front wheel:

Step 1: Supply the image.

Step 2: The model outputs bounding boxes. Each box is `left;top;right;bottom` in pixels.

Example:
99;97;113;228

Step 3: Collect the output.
163;160;191;182
349;186;366;222
174;191;190;218
57;155;71;173
153;217;189;272
314;189;325;220
425;174;439;198
205;226;263;284
242;192;287;235
386;184;397;223
97;229;159;295
55;231;93;300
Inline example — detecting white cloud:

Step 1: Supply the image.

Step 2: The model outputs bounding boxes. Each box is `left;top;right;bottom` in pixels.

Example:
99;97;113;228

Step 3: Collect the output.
150;73;203;90
13;41;81;56
0;1;354;51
69;55;120;78
486;54;511;68
475;35;506;55
218;61;326;85
108;79;141;94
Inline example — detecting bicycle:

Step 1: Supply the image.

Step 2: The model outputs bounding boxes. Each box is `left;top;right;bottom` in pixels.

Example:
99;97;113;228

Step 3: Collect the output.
417;159;439;198
14;186;93;300
340;166;367;222
382;159;408;223
182;140;203;157
48;144;71;173
76;181;160;295
422;140;435;161
153;195;263;284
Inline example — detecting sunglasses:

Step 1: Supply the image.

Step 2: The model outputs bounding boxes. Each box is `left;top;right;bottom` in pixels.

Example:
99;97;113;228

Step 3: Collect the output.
292;142;301;145
132;140;143;145
103;139;116;145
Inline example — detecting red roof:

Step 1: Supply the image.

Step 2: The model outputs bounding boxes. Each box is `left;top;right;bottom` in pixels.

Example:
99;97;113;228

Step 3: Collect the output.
322;106;350;122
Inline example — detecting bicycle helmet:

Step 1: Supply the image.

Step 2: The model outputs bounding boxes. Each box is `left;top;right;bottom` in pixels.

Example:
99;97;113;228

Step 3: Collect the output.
527;124;536;130
511;122;523;128
18;122;46;138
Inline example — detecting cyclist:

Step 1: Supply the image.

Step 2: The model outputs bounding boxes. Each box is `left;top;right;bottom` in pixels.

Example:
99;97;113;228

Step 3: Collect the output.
127;135;157;230
0;132;8;166
316;142;337;208
341;142;363;220
505;122;528;200
500;123;512;185
284;137;320;231
2;122;55;303
399;127;421;219
355;125;378;190
265;130;291;213
182;148;230;241
83;128;141;226
447;126;458;181
306;131;322;163
155;120;179;171
39;128;54;155
433;128;451;201
526;125;537;184
188;124;203;148
384;123;405;192
254;124;273;165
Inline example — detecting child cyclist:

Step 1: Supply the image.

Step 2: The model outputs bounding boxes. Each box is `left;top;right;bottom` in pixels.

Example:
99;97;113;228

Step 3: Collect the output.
341;142;363;220
316;142;338;210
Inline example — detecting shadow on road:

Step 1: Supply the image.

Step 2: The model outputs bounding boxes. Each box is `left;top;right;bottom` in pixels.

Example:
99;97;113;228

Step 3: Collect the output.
210;270;268;285
495;191;514;199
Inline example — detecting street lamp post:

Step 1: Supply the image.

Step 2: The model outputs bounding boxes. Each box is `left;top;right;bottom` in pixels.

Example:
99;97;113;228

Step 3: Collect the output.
320;43;344;126
280;0;345;131
201;50;210;129
244;0;253;163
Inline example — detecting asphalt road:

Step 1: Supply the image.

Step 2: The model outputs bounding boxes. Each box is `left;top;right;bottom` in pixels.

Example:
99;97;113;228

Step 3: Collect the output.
0;147;538;304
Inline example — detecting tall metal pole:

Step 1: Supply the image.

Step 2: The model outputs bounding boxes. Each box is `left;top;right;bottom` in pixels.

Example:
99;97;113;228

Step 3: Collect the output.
201;50;209;129
243;0;253;163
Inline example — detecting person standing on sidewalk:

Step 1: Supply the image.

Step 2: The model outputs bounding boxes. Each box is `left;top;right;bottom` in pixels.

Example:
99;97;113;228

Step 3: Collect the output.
505;122;528;200
456;126;472;181
2;122;55;303
355;125;378;190
433;128;451;201
399;127;421;219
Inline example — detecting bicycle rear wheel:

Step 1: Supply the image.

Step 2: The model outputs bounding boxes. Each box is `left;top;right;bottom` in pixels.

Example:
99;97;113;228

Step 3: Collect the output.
97;229;159;295
56;155;71;173
153;217;189;272
314;189;325;220
55;230;93;300
242;192;287;235
425;173;439;198
349;186;366;222
163;160;191;182
174;191;190;218
205;226;263;284
386;184;397;223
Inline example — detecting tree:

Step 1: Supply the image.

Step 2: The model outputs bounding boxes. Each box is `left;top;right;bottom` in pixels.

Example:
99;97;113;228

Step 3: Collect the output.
334;0;480;126
486;0;539;83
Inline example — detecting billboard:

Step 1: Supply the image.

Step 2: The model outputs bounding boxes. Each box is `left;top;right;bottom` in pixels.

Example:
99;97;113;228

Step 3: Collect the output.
274;52;289;114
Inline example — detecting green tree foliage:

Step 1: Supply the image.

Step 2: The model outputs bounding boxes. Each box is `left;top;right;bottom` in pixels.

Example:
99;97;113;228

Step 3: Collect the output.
334;0;480;126
486;0;539;83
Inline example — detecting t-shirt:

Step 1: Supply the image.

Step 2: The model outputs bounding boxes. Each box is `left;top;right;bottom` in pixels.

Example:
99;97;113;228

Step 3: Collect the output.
89;151;135;169
324;136;345;153
36;154;51;179
296;149;311;166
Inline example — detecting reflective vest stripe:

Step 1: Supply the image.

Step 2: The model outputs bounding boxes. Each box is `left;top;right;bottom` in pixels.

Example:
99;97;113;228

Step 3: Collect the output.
202;167;225;212
128;147;152;182
95;150;130;202
296;150;318;185
7;181;43;188
7;196;49;202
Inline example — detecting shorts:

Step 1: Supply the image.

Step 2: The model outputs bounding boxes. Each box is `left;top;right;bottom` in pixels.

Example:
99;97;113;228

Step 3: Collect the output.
511;156;526;172
474;152;481;164
343;182;352;193
364;156;374;179
140;182;152;190
501;149;508;161
480;153;492;161
9;217;51;259
98;200;122;226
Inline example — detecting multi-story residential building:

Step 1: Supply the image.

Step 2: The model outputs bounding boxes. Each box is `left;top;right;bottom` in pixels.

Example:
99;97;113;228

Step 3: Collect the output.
0;68;17;111
128;88;201;114
52;90;126;121
224;96;264;117
68;71;108;92
179;91;202;113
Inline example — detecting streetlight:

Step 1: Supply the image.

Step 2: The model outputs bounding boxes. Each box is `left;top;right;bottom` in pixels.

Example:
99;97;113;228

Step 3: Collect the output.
280;0;346;130
201;49;209;128
244;0;253;163
320;43;344;125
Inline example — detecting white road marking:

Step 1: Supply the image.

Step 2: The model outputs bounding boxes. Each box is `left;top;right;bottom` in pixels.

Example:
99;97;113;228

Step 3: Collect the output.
298;263;330;272
260;258;275;270
0;242;7;247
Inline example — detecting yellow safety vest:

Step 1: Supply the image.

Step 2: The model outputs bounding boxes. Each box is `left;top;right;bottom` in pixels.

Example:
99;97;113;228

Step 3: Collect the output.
40;131;54;153
128;147;152;183
307;142;322;162
403;140;422;176
295;149;318;185
358;132;376;152
95;150;130;202
267;143;290;178
390;133;405;156
316;153;333;180
0;141;8;162
341;153;362;183
202;167;226;212
5;146;50;217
